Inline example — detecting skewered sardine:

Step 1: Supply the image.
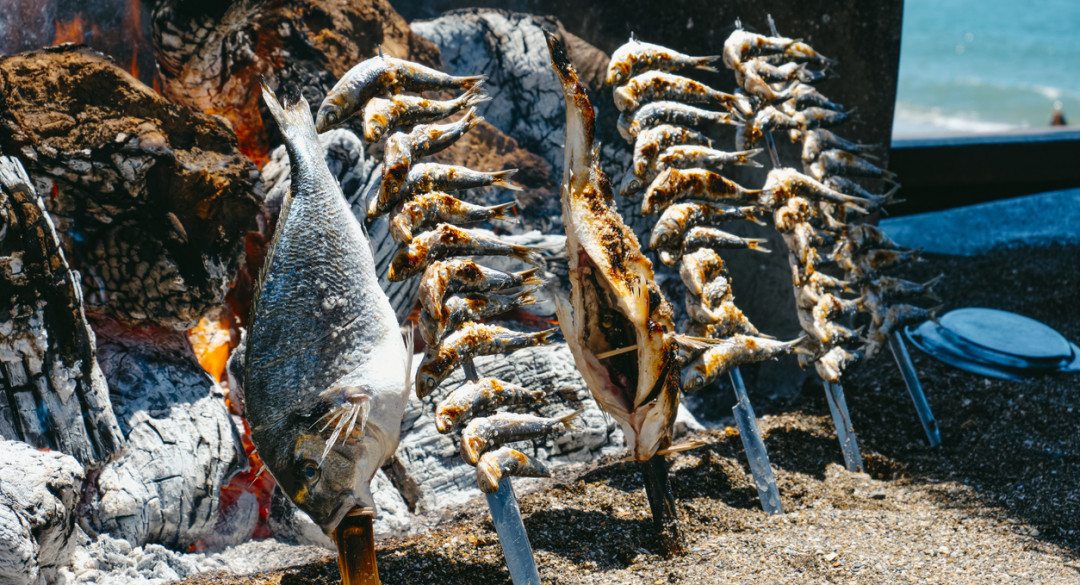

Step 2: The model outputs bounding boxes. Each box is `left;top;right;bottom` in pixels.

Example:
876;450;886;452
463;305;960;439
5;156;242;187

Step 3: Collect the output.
317;55;484;132
618;101;741;142
643;167;762;215
662;226;769;266
722;29;830;69
389;224;543;281
390;192;517;243
801;128;878;164
656;145;763;171
607;38;720;87
419;259;541;322
815;347;862;383
460;410;580;465
761;168;874;210
812;150;897;181
476;447;552;494
621;124;714;196
679;248;727;297
371;164;519;218
416;322;556;397
434;378;546;433
682;335;800;392
418;289;536;346
650;202;763;251
614;71;746;113
246;86;410;534
363;84;488;143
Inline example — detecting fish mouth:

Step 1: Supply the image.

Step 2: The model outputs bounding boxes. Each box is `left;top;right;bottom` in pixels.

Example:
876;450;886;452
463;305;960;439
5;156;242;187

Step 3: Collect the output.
321;493;359;536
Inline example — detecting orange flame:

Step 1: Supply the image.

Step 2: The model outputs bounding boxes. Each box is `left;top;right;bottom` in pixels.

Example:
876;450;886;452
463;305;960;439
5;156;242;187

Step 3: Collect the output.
53;15;86;45
188;316;233;382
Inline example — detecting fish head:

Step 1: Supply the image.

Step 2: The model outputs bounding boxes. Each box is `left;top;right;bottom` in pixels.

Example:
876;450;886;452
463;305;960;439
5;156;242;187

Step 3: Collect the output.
547;30;680;462
255;375;407;535
316;92;351;133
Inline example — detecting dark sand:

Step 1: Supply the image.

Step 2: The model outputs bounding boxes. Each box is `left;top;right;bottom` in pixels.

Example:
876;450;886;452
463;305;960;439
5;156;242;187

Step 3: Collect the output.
183;244;1080;584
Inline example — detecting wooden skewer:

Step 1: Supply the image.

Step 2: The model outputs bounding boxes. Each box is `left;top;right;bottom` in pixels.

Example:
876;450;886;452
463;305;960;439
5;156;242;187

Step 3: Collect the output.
596;344;638;359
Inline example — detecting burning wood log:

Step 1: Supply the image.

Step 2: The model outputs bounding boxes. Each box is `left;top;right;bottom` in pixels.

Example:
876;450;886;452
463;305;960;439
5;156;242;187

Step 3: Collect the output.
0;155;123;467
151;0;442;163
0;45;262;331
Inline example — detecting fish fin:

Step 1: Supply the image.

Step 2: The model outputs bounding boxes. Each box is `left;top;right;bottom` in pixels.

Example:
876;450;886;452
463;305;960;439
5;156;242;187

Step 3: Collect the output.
694;55;722;73
461;82;491;107
655;440;707;457
516;267;543;287
456;74;488;90
260;82;319;157
513;287;538;306
748;238;771;253
487;201;519;223
489;168;522;191
558;408;585;429
511;244;546;267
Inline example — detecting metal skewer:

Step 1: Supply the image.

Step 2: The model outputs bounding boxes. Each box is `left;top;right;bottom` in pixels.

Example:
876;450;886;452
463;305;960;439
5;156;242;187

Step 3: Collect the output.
729;367;783;514
888;331;942;447
823;380;863;472
463;356;542;585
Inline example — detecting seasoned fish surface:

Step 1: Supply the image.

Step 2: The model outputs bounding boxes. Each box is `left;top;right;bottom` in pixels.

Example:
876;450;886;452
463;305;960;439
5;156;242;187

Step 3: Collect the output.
246;86;409;535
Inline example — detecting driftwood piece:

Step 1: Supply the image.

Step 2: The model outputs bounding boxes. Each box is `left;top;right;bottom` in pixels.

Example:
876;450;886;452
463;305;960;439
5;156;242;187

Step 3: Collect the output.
0;441;84;585
151;0;442;162
0;45;262;330
86;320;246;549
0;156;123;467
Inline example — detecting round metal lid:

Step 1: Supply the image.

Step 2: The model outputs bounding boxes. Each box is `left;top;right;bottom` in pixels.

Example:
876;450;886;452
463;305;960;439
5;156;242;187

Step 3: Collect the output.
939;307;1073;362
905;308;1080;380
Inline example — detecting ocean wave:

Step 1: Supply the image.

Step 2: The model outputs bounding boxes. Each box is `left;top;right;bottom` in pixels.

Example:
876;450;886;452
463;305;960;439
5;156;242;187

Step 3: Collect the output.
892;104;1020;136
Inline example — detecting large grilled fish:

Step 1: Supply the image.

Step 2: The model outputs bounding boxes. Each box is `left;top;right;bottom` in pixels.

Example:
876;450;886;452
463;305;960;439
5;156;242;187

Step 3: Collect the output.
245;85;410;535
546;32;682;462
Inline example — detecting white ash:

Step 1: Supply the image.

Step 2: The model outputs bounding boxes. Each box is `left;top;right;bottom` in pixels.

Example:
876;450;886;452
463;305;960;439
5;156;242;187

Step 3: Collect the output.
0;441;84;585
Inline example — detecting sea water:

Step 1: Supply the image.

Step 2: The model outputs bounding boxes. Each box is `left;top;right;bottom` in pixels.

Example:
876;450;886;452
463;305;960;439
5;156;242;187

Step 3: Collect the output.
895;0;1080;136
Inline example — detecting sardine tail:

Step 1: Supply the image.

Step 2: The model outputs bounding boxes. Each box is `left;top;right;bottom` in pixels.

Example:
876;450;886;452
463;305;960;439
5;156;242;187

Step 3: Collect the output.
489;169;522;191
487;201;519;223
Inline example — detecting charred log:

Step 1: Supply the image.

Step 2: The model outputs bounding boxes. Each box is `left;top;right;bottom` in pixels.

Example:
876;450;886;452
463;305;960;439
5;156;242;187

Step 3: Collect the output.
0;155;123;467
151;0;442;162
0;45;262;331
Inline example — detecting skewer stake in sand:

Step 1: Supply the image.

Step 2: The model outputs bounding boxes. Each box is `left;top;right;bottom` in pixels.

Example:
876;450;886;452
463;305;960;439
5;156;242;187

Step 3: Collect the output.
730;368;783;514
824;381;864;472
641;455;684;556
334;508;380;585
889;331;942;447
462;356;543;584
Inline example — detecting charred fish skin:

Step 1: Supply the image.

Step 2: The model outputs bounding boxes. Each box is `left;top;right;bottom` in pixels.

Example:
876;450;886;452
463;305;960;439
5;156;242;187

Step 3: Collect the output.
417;289;536;347
618;101;742;142
390;192;516;244
460;411;580;465
548;30;681;462
316;55;485;132
388;223;544;282
606;38;721;87
621;124;714;197
247;86;409;534
418;259;542;323
476;447;552;494
362;84;488;143
415;323;557;398
434;378;546;433
643;167;762;215
613;70;745;113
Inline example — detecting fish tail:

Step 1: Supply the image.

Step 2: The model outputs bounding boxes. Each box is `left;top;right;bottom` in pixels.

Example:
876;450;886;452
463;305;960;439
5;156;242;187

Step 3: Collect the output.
462;82;491;107
514;287;538;306
694;55;722;73
487;201;519;223
511;244;545;267
516;267;543;286
558;408;585;429
456;74;488;89
532;327;560;346
489;168;522;191
261;82;319;154
737;148;765;167
462;107;485;128
748;238;771;253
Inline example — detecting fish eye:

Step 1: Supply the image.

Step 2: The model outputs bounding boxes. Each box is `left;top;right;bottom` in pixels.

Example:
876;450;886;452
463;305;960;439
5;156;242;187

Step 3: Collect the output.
326;111;339;125
300;459;320;484
600;312;614;329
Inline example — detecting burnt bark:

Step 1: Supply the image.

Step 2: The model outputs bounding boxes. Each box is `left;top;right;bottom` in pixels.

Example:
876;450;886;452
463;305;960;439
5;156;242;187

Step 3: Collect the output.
0;155;123;467
0;45;262;331
151;0;443;161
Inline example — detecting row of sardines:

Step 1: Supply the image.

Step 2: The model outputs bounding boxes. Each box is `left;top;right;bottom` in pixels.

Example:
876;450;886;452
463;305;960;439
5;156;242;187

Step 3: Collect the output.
245;18;938;553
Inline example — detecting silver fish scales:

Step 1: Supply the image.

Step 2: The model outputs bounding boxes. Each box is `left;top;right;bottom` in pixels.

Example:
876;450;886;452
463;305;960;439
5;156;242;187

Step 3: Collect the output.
618;101;742;142
245;86;410;534
390;192;516;243
434;378;546;433
459;410;580;465
418;259;541;323
607;38;720;87
388;223;544;282
417;289;536;346
362;84;488;143
415;323;557;398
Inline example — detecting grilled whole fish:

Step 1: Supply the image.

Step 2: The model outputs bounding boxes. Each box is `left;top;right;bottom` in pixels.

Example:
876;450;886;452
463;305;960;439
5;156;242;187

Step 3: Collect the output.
434;378;546;433
606;38;720;87
316;55;484;132
246;86;410;535
418;259;541;323
548;31;682;462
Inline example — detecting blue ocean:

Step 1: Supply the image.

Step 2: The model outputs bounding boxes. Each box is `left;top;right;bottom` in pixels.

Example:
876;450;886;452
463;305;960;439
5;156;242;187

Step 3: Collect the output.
895;0;1080;136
